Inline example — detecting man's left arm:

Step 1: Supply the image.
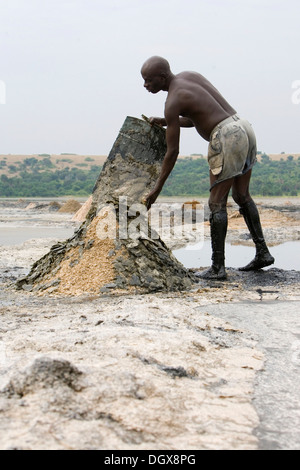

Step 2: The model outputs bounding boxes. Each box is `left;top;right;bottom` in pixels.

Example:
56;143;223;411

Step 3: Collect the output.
145;113;180;210
148;116;194;128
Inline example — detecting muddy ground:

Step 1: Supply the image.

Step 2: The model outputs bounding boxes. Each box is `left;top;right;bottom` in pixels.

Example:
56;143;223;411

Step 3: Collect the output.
0;198;299;450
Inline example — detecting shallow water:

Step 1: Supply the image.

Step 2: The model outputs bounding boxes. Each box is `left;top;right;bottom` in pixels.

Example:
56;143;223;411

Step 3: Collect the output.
0;224;299;271
173;240;300;271
0;226;75;246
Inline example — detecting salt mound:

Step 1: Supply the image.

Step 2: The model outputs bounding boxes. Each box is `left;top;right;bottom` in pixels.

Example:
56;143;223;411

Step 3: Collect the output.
25;202;37;210
17;117;194;296
58;199;82;214
49;201;62;211
72;196;93;222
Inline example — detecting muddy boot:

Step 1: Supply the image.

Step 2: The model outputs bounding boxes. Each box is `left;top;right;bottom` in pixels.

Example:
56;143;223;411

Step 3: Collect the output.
195;211;227;280
239;200;275;271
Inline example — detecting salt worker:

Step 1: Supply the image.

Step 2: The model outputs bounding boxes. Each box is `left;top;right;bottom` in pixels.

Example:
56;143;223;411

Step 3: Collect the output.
141;56;274;280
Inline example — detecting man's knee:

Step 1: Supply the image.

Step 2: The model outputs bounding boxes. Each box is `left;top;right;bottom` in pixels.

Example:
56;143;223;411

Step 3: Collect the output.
209;200;227;215
232;189;252;207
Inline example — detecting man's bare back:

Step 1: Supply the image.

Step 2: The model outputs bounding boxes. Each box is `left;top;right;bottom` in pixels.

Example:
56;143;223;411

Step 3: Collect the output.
165;71;236;141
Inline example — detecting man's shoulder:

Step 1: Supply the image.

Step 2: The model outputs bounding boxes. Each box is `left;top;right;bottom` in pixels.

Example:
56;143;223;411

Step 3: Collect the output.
171;71;207;93
176;70;206;82
168;74;203;104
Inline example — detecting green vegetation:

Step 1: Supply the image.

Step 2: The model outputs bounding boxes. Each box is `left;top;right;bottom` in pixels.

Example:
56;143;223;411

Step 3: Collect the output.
249;156;300;197
161;157;210;197
58;158;73;163
0;155;299;198
161;156;300;197
0;165;102;197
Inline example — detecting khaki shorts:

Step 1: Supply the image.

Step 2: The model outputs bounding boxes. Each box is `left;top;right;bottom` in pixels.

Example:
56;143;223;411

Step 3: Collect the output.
208;114;257;189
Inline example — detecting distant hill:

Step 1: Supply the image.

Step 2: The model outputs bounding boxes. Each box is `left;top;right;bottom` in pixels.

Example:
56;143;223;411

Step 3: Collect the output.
0;152;299;198
179;153;300;162
0;154;107;177
1;152;299;178
167;153;300;197
0;154;106;197
257;153;300;161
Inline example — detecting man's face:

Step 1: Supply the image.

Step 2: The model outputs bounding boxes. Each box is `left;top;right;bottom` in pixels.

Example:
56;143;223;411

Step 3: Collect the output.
141;69;165;94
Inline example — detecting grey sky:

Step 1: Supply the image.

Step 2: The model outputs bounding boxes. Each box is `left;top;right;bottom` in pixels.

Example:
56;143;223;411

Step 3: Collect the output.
0;0;299;156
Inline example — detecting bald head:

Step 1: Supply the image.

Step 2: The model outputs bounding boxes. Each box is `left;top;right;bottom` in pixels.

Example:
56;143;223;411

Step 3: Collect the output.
141;56;171;76
141;56;174;93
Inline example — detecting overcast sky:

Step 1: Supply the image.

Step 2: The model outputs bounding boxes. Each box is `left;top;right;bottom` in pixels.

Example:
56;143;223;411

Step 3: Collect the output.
0;0;299;156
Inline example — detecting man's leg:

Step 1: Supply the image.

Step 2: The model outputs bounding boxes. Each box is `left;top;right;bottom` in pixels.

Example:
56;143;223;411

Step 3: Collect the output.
195;174;234;280
232;170;275;271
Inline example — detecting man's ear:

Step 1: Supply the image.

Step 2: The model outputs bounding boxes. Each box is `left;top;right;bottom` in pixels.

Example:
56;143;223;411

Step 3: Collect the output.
159;73;168;84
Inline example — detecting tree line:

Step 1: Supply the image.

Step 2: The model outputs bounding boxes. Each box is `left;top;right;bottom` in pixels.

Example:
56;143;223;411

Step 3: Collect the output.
0;165;102;197
161;155;300;197
0;155;299;198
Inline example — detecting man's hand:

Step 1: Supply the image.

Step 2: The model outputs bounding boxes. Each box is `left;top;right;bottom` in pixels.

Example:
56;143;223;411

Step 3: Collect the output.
145;185;162;211
149;117;167;127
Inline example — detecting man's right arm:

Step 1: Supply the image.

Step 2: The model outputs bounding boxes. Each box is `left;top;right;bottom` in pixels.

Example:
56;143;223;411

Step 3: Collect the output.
145;109;181;210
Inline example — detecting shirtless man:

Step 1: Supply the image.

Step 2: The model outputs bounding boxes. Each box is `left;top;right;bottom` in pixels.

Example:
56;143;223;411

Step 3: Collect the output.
141;56;274;279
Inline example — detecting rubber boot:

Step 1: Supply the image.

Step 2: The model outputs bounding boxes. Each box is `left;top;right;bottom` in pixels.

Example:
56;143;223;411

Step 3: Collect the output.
239;200;275;271
195;210;227;280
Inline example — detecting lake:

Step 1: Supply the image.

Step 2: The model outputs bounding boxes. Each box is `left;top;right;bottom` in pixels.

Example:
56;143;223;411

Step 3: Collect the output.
0;224;299;271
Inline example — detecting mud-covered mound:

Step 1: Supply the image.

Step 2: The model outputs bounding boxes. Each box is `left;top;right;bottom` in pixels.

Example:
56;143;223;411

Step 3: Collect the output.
16;117;194;295
17;212;192;296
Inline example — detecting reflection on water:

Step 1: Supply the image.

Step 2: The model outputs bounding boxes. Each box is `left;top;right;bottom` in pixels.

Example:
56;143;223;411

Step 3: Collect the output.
0;226;75;246
173;240;300;271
